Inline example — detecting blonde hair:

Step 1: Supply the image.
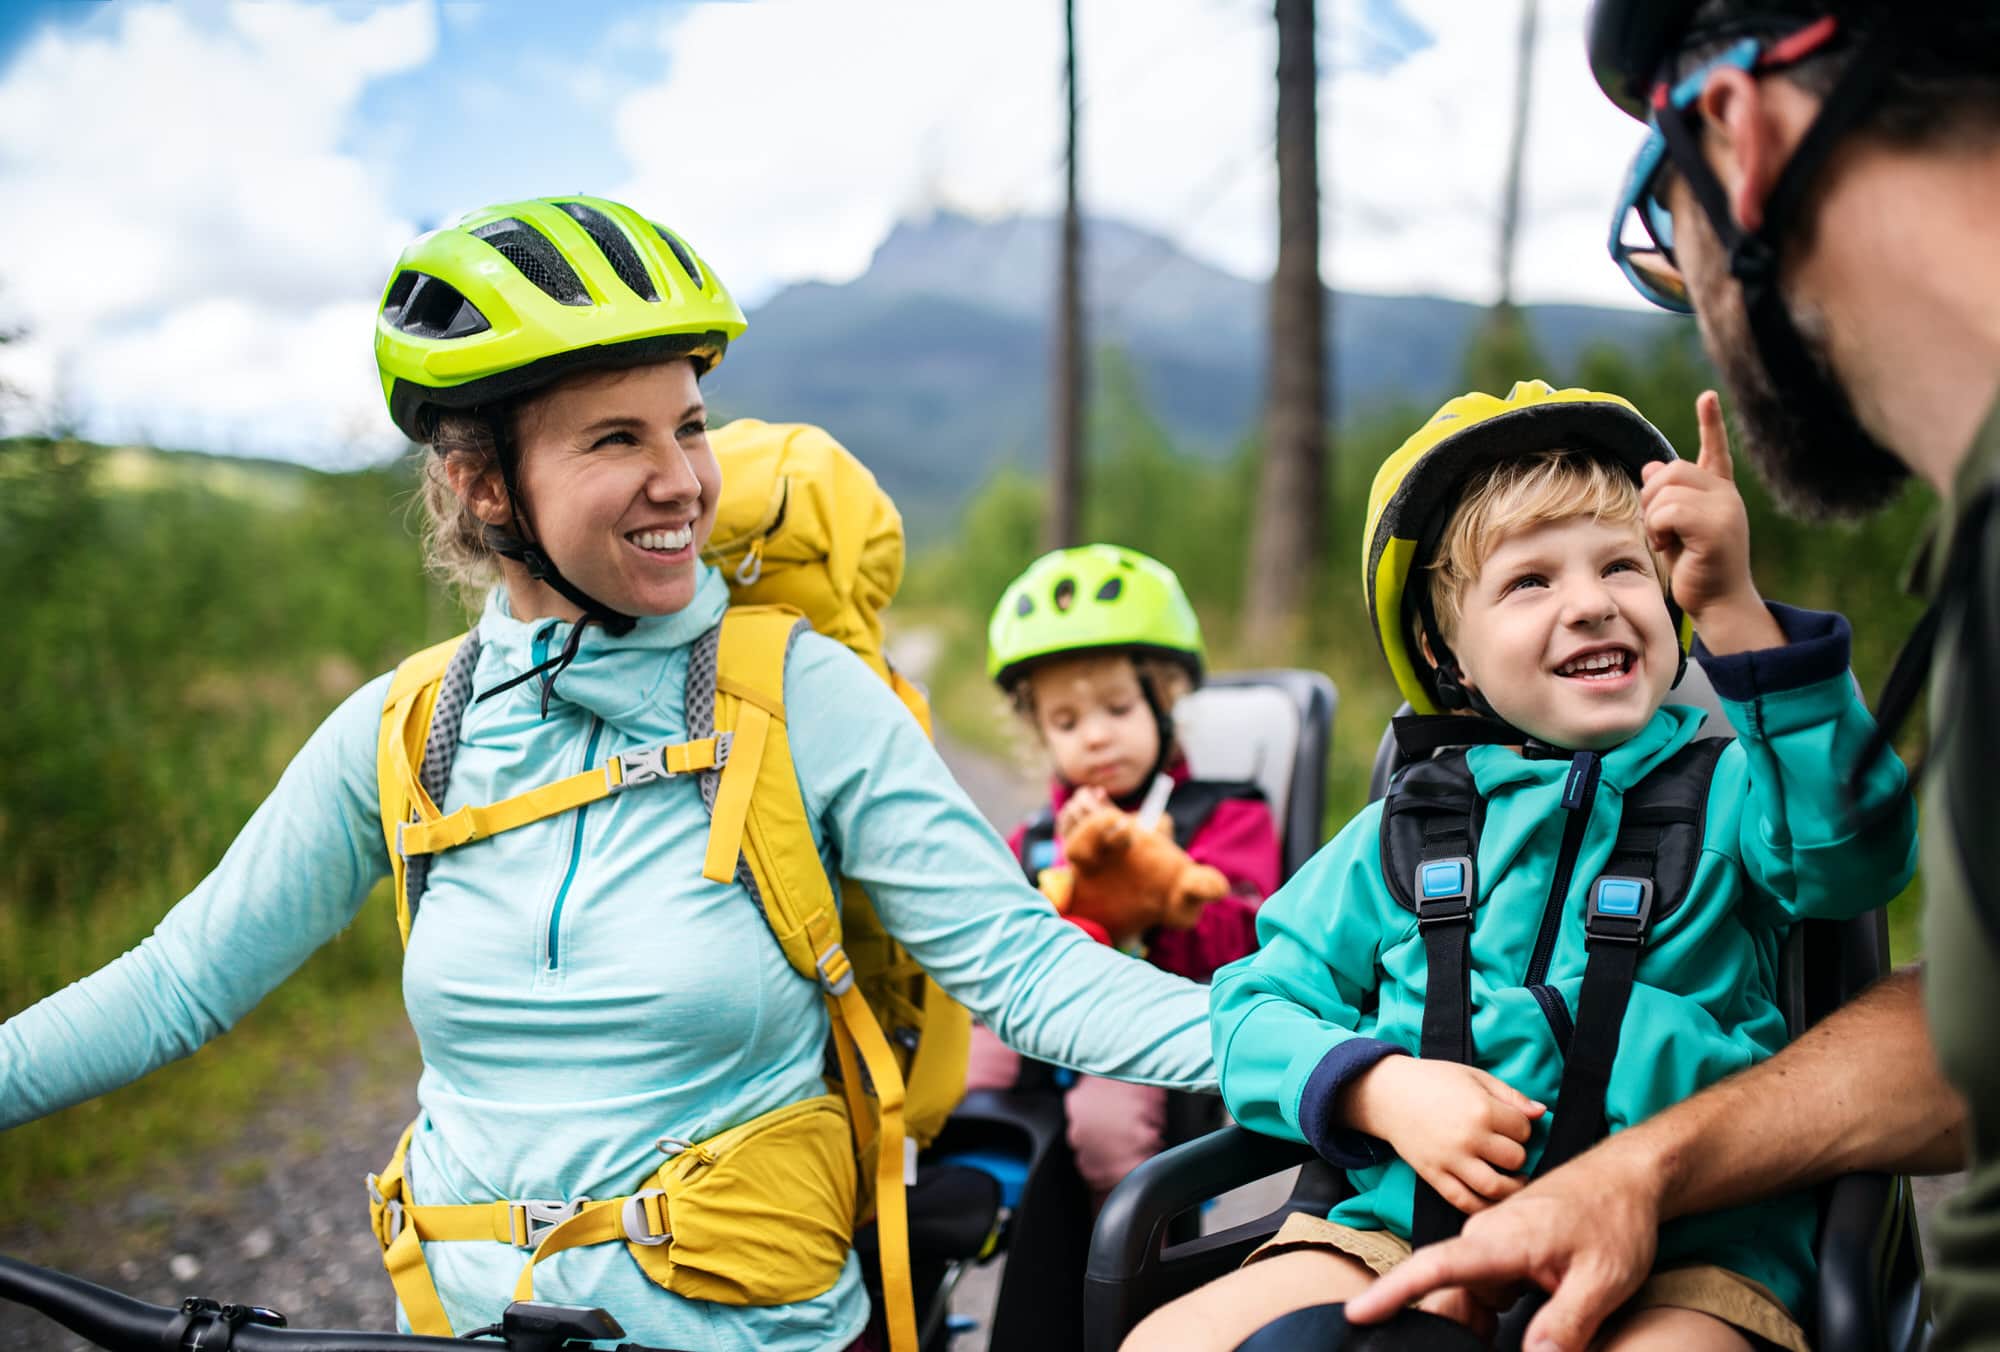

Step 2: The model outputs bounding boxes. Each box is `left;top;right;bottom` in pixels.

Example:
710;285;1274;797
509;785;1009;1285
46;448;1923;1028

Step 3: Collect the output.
418;410;506;607
1426;450;1665;640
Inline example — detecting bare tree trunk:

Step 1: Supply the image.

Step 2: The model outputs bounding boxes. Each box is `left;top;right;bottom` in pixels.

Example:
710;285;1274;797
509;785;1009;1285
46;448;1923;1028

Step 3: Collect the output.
1496;0;1538;309
1243;0;1326;650
1047;0;1086;550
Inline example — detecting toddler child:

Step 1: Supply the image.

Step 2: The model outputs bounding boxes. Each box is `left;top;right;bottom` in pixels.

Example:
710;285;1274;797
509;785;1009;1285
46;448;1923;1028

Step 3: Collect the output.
968;543;1281;1198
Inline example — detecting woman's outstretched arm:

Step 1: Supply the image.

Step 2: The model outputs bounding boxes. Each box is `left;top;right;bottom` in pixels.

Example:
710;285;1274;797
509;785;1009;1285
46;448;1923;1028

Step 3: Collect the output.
0;674;393;1127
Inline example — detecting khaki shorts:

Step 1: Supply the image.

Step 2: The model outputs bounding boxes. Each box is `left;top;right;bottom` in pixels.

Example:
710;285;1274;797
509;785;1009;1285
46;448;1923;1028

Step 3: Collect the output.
1245;1213;1809;1352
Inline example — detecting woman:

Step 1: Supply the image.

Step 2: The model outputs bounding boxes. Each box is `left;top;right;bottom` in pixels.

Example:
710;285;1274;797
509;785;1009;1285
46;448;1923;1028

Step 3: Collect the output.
0;196;1215;1351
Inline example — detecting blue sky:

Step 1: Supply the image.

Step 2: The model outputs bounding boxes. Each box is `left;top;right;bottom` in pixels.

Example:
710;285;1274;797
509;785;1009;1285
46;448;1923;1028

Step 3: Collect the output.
353;4;690;232
0;0;1651;465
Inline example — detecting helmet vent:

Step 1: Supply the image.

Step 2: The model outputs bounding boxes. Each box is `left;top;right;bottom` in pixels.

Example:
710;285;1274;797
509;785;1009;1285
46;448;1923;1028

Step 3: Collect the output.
383;270;491;340
1095;577;1123;602
558;201;659;302
651;223;705;289
382;270;418;314
471;217;590;306
1053;578;1077;612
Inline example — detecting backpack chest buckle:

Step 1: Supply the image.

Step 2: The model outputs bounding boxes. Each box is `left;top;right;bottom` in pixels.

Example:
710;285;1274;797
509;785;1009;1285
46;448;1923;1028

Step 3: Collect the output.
612;745;673;791
509;1197;590;1248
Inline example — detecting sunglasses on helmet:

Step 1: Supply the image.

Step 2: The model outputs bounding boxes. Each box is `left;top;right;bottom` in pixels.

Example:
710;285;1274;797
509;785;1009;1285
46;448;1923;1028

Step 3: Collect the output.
1608;18;1843;313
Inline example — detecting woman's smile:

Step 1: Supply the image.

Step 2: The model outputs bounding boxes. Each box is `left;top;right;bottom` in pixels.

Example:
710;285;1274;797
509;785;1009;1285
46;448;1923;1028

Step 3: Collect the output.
624;523;698;563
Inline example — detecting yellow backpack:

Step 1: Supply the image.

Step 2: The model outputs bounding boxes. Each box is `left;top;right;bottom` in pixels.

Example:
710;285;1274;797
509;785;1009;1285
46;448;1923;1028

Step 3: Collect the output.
367;420;969;1352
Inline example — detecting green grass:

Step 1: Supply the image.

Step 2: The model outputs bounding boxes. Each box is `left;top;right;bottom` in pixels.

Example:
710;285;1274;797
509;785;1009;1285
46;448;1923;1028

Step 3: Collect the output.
1;437;441;1215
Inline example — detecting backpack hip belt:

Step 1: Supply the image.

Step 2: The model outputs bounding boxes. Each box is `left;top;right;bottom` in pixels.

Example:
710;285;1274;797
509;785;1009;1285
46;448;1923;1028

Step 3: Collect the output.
365;1093;860;1334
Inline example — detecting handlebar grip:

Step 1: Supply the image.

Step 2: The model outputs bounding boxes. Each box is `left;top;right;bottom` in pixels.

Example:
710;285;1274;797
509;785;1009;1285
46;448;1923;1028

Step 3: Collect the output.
0;1254;688;1352
229;1327;466;1352
0;1254;182;1350
0;1255;471;1352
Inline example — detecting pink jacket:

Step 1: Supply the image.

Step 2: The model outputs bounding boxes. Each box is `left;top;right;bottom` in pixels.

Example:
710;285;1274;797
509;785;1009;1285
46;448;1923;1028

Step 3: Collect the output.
1006;762;1281;982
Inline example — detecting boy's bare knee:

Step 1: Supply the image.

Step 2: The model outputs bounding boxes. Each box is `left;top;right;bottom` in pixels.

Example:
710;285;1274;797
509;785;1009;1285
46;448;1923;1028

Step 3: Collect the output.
1593;1306;1754;1352
1119;1249;1376;1351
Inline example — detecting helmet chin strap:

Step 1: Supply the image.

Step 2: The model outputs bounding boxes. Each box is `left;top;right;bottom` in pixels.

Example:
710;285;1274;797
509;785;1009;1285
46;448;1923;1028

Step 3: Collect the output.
1133;668;1179;787
470;411;639;717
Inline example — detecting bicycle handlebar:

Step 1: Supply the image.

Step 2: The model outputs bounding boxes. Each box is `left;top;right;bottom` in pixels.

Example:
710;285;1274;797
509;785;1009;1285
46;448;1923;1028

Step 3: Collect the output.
0;1254;658;1352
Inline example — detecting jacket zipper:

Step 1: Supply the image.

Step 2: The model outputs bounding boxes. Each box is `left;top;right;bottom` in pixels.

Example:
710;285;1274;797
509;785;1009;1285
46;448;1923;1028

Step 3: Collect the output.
544;720;604;972
1530;983;1574;1052
1523;750;1600;988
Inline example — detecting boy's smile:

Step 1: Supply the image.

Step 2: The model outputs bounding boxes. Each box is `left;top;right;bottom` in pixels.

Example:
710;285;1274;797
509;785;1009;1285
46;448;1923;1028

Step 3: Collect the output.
1451;515;1679;750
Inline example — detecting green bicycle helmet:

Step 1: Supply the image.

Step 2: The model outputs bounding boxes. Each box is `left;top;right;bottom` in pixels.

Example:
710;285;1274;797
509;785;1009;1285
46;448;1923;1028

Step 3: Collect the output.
375;194;747;444
987;544;1205;690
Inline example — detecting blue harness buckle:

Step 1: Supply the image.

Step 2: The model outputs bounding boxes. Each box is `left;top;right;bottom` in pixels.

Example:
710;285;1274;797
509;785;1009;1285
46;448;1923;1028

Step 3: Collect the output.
1586;876;1654;945
1415;857;1475;927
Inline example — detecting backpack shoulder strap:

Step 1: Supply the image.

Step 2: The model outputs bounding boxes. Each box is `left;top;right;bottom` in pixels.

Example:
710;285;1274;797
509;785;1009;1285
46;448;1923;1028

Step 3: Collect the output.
695;605;812;905
1537;735;1729;1176
377;632;476;947
696;604;921;1352
1377;750;1482;1247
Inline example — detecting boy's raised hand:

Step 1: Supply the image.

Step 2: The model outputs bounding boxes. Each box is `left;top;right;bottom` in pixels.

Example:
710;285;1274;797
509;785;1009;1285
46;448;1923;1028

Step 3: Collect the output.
1339;1055;1546;1216
1638;390;1783;656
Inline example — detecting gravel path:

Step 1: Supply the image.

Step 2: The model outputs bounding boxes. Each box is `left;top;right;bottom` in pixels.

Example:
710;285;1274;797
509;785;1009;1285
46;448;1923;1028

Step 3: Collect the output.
1;1035;419;1349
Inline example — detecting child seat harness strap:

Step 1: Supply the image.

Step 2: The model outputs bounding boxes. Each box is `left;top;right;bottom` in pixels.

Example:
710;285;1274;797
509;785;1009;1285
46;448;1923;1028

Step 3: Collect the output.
1377;737;1725;1245
1536;737;1724;1175
1377;750;1483;1247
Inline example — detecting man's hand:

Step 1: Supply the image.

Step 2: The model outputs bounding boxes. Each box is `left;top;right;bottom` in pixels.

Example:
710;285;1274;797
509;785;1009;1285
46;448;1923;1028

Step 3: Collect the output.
1345;1139;1668;1352
1639;389;1783;656
1349;969;1963;1351
1340;1057;1545;1215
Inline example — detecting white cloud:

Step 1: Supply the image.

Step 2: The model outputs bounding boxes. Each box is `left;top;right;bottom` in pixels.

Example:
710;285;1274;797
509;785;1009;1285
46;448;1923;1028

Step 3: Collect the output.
0;0;437;464
0;0;1662;465
616;0;1652;310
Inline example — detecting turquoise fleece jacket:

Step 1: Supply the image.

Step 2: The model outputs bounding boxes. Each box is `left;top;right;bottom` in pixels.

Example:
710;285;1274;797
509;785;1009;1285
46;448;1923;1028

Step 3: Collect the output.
1210;605;1916;1315
0;566;1216;1351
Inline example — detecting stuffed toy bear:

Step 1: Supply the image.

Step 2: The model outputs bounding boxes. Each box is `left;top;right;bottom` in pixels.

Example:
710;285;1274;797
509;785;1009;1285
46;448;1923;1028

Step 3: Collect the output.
1036;804;1229;948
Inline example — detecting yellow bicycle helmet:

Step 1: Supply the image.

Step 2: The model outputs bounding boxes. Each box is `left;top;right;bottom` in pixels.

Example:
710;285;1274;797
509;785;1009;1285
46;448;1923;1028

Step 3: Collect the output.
375;195;746;444
1363;380;1687;715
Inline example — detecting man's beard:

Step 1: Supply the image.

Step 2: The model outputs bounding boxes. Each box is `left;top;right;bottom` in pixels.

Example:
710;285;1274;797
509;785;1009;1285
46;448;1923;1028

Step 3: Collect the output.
1692;246;1910;521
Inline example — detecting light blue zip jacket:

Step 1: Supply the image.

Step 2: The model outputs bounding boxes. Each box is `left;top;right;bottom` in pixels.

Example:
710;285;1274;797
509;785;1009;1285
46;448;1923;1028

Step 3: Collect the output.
1211;606;1916;1316
0;566;1216;1350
